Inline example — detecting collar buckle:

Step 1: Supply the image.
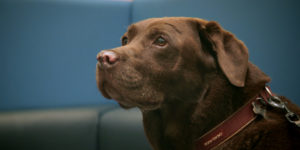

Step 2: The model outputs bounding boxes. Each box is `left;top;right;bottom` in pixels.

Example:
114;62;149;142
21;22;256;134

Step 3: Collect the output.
260;86;300;127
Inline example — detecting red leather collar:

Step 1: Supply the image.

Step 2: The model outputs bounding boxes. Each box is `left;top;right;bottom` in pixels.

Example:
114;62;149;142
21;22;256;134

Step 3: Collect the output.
195;88;270;150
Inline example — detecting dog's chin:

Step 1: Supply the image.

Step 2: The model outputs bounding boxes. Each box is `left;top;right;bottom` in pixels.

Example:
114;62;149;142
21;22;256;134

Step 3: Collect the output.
112;91;162;111
139;103;161;111
118;101;161;111
118;102;135;109
103;85;162;111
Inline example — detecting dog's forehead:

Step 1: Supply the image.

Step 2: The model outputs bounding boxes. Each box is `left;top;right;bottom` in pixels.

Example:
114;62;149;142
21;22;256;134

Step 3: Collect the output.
128;17;189;33
135;18;174;27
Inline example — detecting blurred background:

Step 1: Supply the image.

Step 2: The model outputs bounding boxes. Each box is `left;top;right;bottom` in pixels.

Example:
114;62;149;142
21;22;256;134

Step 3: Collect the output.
0;0;299;149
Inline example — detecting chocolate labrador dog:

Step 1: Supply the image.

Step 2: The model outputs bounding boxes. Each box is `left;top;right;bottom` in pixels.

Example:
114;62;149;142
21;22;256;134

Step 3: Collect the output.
96;17;300;150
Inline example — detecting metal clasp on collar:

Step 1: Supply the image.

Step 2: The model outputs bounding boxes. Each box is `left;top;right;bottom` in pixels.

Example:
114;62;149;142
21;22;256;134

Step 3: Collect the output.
265;87;285;109
264;86;300;127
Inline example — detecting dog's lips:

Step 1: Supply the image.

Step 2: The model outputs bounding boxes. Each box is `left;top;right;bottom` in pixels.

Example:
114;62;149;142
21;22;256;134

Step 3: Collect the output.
99;81;112;99
97;64;112;99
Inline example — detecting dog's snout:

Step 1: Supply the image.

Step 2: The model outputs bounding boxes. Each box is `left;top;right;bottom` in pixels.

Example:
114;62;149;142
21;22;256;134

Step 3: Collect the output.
97;51;119;67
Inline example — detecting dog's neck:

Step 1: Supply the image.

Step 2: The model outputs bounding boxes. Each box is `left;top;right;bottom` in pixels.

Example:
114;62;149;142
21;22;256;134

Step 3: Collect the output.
190;62;270;138
142;62;270;147
190;76;237;138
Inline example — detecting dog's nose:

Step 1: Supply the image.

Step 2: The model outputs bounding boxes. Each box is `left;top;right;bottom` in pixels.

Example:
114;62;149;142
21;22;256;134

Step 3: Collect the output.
97;51;119;66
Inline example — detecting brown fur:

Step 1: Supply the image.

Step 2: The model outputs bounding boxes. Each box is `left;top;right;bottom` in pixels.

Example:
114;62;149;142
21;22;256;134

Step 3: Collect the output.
96;17;300;150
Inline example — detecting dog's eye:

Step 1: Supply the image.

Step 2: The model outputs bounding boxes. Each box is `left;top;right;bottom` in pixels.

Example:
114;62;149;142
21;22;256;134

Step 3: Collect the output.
122;37;128;46
154;36;167;46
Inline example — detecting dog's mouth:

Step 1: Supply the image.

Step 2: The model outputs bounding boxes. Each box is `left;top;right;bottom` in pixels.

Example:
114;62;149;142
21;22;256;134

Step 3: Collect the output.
97;69;130;107
96;63;163;110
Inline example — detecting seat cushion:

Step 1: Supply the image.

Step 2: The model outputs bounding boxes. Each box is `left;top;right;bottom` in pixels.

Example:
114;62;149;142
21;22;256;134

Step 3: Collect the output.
0;104;115;150
98;107;152;150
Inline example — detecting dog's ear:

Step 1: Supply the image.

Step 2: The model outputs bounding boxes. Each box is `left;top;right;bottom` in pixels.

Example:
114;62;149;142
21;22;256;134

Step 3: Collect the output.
196;20;249;87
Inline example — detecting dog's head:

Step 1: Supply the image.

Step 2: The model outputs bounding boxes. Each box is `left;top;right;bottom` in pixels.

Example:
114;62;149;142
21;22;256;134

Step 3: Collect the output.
96;17;249;110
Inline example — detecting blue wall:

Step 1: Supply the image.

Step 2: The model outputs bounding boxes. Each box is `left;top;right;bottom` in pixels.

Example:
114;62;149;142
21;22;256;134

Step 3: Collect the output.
0;0;131;110
1;0;299;110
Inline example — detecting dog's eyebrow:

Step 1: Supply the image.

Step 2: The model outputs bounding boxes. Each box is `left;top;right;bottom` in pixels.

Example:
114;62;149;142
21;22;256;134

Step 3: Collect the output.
127;24;137;38
164;23;181;34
